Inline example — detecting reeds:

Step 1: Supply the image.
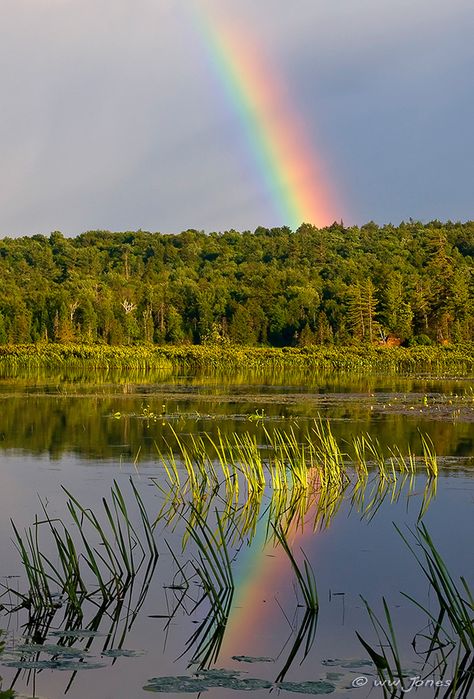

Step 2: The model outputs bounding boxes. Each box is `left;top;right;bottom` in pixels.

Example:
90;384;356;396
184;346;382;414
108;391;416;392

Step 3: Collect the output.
8;479;158;614
272;525;318;612
150;422;439;512
357;524;473;697
179;508;235;668
1;343;473;375
397;524;473;655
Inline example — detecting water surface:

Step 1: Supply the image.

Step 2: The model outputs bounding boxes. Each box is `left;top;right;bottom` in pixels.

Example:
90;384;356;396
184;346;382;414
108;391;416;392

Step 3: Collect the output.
0;367;472;699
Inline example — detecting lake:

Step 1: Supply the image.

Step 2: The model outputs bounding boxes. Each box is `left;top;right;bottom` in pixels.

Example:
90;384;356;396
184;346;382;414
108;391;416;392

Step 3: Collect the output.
0;366;473;699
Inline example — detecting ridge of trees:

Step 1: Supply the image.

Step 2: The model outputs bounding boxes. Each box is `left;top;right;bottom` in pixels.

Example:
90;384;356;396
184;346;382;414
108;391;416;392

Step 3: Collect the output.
0;220;472;346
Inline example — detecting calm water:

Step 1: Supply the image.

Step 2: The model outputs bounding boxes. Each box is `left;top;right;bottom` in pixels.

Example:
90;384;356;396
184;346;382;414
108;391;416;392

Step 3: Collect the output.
0;367;473;699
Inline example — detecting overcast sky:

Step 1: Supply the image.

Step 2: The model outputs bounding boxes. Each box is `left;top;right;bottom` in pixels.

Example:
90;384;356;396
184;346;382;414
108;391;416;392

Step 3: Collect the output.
1;0;473;237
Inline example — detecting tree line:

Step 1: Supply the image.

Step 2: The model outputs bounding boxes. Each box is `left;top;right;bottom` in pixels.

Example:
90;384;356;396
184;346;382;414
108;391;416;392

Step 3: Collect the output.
0;220;472;346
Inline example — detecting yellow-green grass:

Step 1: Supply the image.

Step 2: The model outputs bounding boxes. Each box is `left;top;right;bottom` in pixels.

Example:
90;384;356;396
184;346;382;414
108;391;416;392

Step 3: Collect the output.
0;342;473;373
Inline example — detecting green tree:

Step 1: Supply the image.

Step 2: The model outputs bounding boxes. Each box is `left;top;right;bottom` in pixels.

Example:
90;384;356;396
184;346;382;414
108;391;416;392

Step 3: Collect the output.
348;279;378;342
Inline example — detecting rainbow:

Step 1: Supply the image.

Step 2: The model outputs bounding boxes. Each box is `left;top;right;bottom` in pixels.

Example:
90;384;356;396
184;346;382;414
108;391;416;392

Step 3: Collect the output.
189;3;339;229
220;505;320;659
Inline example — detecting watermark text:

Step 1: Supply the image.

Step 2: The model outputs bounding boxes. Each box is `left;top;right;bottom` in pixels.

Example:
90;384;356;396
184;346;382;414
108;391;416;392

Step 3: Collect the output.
352;676;451;692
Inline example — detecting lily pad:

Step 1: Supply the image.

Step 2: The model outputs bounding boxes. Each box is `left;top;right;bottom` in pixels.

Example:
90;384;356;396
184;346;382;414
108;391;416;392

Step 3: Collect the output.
197;668;272;690
144;670;273;693
219;678;272;691
50;629;105;638
17;644;88;658
198;669;237;679
325;672;344;681
144;676;208;693
2;659;105;671
102;649;146;658
232;655;273;663
321;659;343;667
339;659;372;670
278;680;335;694
322;658;372;669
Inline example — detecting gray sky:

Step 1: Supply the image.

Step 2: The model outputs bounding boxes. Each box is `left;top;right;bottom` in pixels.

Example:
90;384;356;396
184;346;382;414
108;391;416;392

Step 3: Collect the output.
1;0;473;236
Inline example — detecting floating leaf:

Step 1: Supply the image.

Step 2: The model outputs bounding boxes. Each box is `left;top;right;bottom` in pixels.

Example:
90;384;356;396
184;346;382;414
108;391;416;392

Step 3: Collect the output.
232;655;273;663
144;676;208;693
321;659;343;667
144;670;273;694
18;643;88;658
197;669;238;681
50;630;106;638
102;649;146;658
2;658;105;671
325;672;344;681
339;659;373;669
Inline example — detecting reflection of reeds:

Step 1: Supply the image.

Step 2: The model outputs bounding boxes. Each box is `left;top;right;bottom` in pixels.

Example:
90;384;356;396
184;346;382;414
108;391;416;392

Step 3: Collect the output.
276;609;319;683
150;419;440;547
357;524;473;697
8;479;158;613
398;524;473;655
272;525;318;612
152;446;439;557
181;508;235;669
4;533;157;697
151;420;439;512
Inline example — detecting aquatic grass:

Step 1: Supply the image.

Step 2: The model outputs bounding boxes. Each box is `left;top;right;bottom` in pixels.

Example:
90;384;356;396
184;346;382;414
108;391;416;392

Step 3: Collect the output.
10;516;56;610
351;475;407;524
355;434;390;482
206;431;240;504
186;508;235;594
310;418;348;489
397;524;473;652
387;444;417;475
275;609;319;684
227;497;261;542
351;435;370;478
2;343;474;375
178;508;236;668
3;529;158;695
8;479;158;613
418;477;437;522
35;501;88;614
231;432;266;496
312;479;347;531
357;596;404;685
272;525;318;612
183;586;234;669
420;434;439;478
149;421;440;542
357;524;473;696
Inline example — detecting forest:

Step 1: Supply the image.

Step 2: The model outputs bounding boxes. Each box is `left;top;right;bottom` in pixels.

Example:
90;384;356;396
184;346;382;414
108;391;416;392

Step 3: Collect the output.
0;220;472;347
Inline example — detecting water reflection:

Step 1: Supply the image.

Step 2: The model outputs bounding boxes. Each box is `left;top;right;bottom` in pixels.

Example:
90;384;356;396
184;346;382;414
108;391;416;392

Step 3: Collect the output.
0;368;473;462
0;366;472;699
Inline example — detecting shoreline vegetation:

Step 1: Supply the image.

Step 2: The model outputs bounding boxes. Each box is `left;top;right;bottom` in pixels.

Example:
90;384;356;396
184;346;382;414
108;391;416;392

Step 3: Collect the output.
0;342;473;373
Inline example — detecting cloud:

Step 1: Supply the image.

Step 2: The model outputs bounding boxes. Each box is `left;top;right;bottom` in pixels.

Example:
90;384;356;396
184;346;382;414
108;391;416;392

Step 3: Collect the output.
0;0;472;236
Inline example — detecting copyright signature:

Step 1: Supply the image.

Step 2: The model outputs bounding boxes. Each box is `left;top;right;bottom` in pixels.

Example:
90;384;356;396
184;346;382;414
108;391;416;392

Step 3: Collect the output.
351;676;451;691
